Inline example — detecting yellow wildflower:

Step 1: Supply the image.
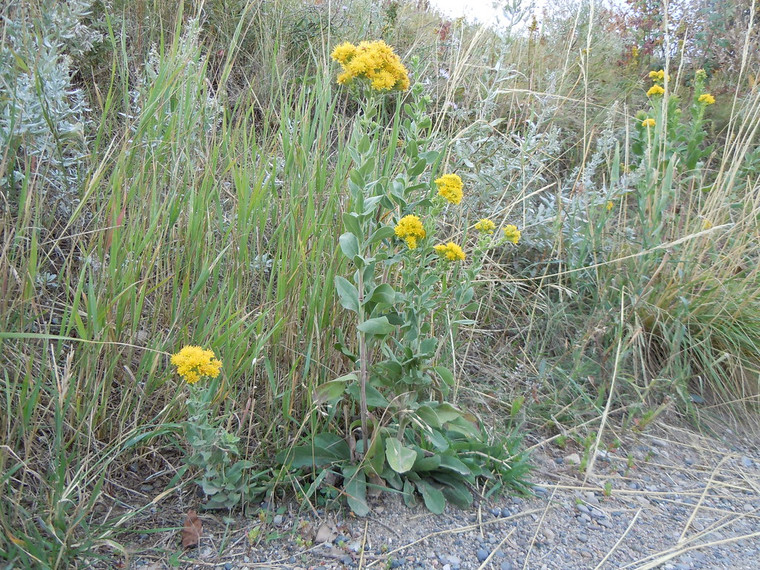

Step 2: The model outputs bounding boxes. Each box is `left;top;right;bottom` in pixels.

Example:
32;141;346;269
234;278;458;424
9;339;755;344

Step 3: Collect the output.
702;219;713;230
647;84;665;97
606;201;614;211
648;69;670;83
698;93;715;105
641;118;656;128
474;218;496;234
435;173;463;205
434;242;466;261
331;42;357;64
503;225;521;245
330;40;410;91
171;345;222;384
394;214;426;249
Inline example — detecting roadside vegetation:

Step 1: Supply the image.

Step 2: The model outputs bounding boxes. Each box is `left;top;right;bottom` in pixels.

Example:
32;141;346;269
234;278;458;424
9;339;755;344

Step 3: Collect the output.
1;0;758;566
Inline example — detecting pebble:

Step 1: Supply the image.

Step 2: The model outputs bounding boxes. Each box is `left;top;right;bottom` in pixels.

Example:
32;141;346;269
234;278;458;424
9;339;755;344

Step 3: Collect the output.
476;547;490;562
578;533;589;543
565;453;581;465
501;563;514;570
741;456;754;468
743;503;754;512
273;514;284;525
491;507;502;517
576;504;591;514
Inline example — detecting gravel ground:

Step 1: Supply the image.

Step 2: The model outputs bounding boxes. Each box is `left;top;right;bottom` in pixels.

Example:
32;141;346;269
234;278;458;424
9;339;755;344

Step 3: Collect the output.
121;419;760;570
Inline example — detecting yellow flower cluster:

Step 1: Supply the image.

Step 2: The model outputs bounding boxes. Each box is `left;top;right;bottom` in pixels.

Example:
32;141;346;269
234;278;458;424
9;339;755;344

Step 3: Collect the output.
394;214;426;249
648;69;670;83
606;201;614;211
474;218;496;234
647;84;665;97
641;118;656;128
171;345;222;384
330;40;410;91
434;242;466;261
503;225;521;245
698;93;715;105
435;174;463;205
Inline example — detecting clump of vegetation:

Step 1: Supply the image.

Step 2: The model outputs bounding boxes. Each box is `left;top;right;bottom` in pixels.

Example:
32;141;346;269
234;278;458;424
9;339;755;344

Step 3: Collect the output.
1;0;758;566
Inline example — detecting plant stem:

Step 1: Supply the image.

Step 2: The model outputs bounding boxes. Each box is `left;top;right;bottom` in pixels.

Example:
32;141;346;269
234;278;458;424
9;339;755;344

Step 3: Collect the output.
357;268;369;455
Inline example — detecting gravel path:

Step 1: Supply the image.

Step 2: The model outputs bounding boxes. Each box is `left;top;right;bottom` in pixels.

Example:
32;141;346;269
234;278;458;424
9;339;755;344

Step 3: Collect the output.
124;420;760;569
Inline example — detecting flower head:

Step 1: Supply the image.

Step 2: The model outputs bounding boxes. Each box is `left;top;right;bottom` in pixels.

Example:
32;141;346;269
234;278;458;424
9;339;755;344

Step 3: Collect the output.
474;218;496;234
503;225;521;245
695;69;707;81
435;174;463;205
606;200;614;211
647;84;665;97
434;242;466;261
648;69;670;83
331;40;410;91
702;219;713;230
641;117;656;128
394;214;426;249
698;93;715;105
171;345;222;384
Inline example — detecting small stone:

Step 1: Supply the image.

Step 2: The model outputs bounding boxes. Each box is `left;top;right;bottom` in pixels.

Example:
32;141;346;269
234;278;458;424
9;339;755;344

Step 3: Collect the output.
628;482;640;490
533;486;549;496
501;563;514;570
741;456;754;468
597;518;613;529
390;561;403;569
224;564;233;570
501;507;511;517
273;514;284;526
579;513;592;523
590;508;606;519
576;503;591;514
565;453;581;465
578;533;588;543
743;503;755;512
476;548;490;562
491;507;502;517
554;457;564;465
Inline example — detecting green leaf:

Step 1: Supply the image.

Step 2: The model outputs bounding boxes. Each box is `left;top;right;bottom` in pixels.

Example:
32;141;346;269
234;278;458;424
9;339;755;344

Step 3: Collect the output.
416;480;445;514
416;404;442;428
402;478;416;507
334;276;360;313
346;382;389;408
425;428;450;451
367;283;396;306
434;403;463;423
413;451;441;472
440;481;473;508
342;465;370;516
432;366;454;387
385;438;417;474
368;226;396;245
342;213;362;239
438;454;472;477
339;232;360;260
408;158;427;177
358;316;395;336
313;376;352;405
276;432;350;468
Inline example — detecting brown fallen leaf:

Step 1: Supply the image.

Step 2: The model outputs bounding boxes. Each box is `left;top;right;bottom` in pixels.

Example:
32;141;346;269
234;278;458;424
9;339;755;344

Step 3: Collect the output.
181;510;202;549
314;521;338;544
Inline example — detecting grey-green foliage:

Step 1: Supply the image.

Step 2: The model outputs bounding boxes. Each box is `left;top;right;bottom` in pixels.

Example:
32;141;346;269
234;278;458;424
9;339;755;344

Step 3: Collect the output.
0;0;100;199
126;18;222;157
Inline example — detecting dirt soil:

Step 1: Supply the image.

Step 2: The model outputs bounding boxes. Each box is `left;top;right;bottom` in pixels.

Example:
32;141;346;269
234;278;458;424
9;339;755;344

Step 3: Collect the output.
112;416;760;570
